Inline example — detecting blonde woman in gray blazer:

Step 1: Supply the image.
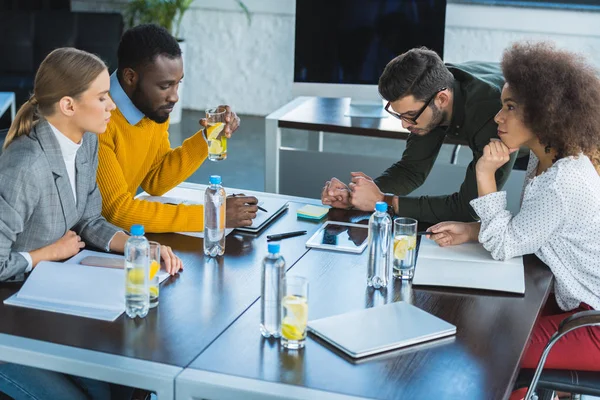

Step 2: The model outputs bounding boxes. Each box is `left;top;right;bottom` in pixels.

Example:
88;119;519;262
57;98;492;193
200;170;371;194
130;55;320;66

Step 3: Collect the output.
0;120;121;282
0;48;181;399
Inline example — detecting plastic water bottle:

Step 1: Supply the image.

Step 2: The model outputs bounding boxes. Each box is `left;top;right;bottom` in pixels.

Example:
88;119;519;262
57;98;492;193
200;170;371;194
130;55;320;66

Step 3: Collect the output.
125;224;150;318
260;242;285;338
204;175;226;257
367;202;392;289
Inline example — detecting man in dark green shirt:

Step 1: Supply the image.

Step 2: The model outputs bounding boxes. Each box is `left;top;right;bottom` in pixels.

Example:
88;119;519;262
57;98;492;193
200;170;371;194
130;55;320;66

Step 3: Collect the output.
321;48;517;223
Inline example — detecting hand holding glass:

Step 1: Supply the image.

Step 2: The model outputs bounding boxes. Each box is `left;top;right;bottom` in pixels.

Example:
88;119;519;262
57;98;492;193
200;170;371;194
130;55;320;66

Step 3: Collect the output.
205;107;227;161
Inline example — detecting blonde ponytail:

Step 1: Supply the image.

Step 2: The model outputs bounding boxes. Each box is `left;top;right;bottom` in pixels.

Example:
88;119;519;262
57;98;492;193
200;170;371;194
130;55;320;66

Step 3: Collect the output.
3;96;38;150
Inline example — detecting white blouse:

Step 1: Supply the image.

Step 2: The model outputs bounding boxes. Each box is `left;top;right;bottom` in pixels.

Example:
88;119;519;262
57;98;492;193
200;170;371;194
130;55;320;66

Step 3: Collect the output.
470;152;600;311
49;122;82;203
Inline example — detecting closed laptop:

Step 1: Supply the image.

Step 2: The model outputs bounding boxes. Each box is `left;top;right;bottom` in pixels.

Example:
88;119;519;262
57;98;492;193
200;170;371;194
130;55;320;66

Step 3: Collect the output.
308;301;456;359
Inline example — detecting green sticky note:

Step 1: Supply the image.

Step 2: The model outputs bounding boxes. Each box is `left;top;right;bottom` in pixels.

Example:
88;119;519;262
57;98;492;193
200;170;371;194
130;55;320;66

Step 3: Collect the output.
297;205;329;220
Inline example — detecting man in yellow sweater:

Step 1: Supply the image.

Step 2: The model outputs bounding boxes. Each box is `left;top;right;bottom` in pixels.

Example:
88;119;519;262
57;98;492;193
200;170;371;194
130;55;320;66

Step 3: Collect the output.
97;24;258;233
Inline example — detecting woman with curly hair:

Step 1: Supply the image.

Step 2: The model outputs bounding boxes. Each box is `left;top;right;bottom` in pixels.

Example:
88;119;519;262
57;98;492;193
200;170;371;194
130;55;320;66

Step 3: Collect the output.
428;41;600;387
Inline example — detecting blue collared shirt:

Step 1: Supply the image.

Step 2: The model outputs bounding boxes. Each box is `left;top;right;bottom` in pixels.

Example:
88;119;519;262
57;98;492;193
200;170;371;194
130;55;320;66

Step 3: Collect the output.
110;72;145;126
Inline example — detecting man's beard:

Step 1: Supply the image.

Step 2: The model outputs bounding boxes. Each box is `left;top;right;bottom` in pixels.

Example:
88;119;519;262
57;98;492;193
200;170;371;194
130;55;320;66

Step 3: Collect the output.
131;87;172;124
422;103;446;134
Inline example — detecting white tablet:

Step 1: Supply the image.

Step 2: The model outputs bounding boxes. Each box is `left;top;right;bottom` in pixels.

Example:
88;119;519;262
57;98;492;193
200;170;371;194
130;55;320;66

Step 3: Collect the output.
305;221;369;253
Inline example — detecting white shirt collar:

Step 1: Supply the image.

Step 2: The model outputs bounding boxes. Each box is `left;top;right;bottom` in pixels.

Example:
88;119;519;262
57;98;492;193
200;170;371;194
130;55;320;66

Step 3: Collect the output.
47;122;82;159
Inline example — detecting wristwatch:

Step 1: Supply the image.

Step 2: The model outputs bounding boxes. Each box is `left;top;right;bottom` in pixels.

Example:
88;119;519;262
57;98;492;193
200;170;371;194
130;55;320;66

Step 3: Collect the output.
383;193;396;218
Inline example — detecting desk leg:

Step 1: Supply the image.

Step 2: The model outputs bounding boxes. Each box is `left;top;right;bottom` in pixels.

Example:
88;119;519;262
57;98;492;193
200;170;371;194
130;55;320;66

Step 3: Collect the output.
451;145;461;165
307;131;324;152
10;98;16;122
156;384;175;400
265;118;281;194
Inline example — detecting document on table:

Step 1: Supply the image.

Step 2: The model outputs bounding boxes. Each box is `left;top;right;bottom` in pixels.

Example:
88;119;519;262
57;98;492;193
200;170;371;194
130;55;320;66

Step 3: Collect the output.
412;238;525;294
4;250;170;321
137;195;233;238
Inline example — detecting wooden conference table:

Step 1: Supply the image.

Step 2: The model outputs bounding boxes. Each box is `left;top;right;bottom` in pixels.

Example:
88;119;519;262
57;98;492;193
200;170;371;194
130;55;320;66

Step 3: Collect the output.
0;183;553;400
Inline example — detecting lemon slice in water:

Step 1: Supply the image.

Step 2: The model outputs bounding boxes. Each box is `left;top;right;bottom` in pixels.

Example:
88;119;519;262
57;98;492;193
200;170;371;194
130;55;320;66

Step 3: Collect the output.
394;235;417;259
149;260;160;280
208;139;223;154
206;122;224;140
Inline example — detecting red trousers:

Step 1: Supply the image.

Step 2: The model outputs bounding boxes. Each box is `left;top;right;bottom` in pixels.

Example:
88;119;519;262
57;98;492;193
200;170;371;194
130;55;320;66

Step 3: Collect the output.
510;297;600;400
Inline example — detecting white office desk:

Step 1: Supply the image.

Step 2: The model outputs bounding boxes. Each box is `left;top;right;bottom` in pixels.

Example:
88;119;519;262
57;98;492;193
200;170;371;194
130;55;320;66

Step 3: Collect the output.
0;92;16;122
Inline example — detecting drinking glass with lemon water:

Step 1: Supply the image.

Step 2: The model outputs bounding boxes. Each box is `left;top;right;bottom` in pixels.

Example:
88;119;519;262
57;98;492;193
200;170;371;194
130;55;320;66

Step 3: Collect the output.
205;107;227;161
148;241;161;308
393;218;418;280
281;276;309;350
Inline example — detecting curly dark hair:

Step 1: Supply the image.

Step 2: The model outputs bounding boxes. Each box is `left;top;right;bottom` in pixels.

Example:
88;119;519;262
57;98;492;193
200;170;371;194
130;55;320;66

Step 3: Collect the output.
501;42;600;172
117;24;181;75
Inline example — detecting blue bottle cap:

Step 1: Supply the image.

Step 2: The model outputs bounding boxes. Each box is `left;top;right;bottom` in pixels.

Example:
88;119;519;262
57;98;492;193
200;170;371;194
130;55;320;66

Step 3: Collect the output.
209;175;222;185
130;224;145;236
268;242;280;254
375;202;388;212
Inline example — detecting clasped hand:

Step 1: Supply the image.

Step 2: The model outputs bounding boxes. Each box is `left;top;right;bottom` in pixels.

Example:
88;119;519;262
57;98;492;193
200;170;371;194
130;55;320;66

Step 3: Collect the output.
321;172;384;211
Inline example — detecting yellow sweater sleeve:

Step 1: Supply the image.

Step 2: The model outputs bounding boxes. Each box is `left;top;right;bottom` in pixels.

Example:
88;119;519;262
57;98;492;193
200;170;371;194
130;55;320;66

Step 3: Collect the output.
141;129;208;196
97;129;205;233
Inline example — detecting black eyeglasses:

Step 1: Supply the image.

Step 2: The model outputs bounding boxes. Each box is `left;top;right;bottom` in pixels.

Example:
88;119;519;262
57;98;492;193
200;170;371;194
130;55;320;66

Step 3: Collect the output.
384;87;447;125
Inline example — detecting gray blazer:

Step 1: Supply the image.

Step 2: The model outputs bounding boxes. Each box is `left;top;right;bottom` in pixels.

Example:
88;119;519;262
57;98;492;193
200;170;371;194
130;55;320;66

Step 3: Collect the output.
0;119;120;281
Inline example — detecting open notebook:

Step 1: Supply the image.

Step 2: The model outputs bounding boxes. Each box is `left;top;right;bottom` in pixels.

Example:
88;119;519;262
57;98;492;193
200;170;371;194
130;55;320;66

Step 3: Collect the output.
139;190;288;235
412;238;525;294
4;250;170;321
137;195;233;238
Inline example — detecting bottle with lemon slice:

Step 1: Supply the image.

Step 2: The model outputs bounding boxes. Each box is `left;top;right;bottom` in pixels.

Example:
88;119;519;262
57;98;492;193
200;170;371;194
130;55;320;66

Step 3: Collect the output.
392;218;418;280
205;107;227;161
125;224;150;318
281;276;309;350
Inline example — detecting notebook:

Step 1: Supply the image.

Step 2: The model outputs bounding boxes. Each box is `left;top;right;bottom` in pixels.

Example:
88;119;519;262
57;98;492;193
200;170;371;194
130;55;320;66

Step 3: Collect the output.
308;302;456;359
138;195;288;235
4;250;170;321
412;238;525;294
234;197;289;233
137;195;234;238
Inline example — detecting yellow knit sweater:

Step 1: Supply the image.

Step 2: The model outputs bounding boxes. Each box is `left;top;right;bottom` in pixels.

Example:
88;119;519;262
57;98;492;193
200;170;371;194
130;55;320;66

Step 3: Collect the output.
97;107;208;233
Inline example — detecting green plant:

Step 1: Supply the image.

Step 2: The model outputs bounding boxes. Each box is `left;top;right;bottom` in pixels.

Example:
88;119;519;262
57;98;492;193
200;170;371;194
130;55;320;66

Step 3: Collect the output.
125;0;251;40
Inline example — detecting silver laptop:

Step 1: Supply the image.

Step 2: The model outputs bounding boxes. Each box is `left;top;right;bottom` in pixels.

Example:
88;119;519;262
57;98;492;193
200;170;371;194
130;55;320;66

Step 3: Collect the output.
234;198;289;233
307;302;456;359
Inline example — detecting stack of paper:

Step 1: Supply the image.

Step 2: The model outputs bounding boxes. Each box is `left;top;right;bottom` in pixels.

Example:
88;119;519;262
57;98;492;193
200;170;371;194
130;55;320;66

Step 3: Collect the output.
412;238;525;294
4;250;170;321
297;204;329;221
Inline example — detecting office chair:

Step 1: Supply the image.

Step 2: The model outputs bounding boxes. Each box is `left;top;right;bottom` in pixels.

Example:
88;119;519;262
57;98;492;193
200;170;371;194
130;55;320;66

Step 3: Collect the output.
514;309;600;400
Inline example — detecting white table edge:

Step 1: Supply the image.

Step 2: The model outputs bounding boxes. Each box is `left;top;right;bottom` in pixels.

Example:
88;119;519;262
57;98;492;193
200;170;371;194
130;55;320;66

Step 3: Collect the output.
0;332;181;400
175;368;372;400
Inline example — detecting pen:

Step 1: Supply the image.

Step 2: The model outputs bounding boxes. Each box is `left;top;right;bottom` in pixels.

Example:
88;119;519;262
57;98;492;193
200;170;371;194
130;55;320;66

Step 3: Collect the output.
417;231;432;236
231;193;268;213
267;230;308;241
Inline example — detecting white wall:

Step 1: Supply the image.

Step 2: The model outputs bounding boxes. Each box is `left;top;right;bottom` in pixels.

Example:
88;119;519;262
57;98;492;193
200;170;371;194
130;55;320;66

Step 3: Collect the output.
72;0;600;116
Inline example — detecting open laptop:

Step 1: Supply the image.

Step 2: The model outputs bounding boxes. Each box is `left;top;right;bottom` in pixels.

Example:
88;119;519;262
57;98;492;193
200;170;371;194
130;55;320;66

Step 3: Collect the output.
307;302;456;359
234;197;289;233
